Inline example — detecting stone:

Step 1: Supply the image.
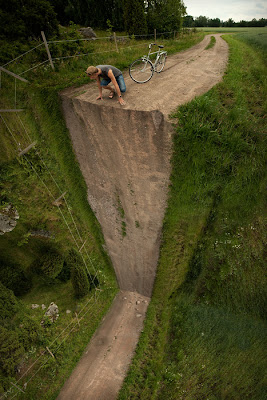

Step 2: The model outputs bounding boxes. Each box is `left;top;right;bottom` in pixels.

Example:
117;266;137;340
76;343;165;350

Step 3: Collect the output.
0;204;19;235
78;27;96;39
31;304;39;309
44;302;59;322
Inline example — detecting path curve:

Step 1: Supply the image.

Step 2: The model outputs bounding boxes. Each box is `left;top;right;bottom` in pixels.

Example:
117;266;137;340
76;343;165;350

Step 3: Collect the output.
58;34;229;400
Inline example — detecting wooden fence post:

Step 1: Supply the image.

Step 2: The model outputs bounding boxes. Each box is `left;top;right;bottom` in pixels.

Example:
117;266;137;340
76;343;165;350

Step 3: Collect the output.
41;31;55;70
154;29;157;42
113;32;119;53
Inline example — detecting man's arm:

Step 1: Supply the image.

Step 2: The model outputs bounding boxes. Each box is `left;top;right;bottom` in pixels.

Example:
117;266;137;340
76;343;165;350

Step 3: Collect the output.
96;76;103;100
108;69;125;105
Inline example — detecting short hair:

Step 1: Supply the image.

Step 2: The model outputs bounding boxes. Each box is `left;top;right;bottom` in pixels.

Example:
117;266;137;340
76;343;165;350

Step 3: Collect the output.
86;66;98;75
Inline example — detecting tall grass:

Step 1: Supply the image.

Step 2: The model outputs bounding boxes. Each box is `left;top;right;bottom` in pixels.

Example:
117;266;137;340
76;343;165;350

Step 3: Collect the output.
118;33;267;400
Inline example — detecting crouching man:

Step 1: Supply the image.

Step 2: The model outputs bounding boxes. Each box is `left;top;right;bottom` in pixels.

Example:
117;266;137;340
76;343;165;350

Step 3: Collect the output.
86;65;126;105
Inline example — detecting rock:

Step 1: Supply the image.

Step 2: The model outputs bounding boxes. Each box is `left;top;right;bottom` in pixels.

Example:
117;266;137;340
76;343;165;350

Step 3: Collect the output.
136;313;142;318
41;304;46;310
66;310;71;314
31;304;39;309
78;27;96;39
44;302;59;322
0;204;19;235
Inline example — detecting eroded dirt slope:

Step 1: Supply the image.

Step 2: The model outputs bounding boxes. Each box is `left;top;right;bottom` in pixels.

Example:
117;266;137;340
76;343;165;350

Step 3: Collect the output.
58;34;229;400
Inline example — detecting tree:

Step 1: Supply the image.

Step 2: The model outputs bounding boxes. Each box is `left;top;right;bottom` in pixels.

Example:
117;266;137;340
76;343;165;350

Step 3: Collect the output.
146;0;186;33
0;260;32;296
209;18;221;27
0;327;24;376
183;15;194;28
194;15;208;27
124;0;147;36
69;250;90;298
0;0;59;40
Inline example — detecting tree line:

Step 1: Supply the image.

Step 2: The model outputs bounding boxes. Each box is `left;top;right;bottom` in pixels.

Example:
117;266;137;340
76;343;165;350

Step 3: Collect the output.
0;0;186;41
184;15;267;28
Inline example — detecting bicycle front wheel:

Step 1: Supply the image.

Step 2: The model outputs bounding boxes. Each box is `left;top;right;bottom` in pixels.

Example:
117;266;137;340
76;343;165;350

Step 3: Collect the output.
129;58;154;83
155;53;167;73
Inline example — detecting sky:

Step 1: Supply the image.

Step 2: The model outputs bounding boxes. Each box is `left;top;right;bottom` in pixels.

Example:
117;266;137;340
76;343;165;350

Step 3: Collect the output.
184;0;267;22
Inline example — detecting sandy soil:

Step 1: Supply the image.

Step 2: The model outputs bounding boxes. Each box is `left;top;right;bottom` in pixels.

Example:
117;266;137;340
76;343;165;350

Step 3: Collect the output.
58;34;228;399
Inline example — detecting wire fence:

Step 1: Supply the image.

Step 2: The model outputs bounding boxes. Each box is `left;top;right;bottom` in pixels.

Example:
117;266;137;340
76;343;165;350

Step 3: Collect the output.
0;26;195;398
0;109;109;399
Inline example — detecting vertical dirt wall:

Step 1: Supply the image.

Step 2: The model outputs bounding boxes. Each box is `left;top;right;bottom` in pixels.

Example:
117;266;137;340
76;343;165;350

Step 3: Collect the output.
61;94;172;297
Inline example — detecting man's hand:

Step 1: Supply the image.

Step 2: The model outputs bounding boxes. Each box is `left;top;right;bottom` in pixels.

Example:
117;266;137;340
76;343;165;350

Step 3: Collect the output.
118;97;125;105
96;95;103;100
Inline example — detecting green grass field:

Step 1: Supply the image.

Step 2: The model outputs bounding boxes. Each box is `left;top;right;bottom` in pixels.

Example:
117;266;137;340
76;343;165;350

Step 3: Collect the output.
118;31;267;400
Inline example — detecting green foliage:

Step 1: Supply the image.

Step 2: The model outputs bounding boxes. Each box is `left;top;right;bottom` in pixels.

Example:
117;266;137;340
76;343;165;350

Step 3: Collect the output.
146;0;186;33
124;0;147;36
17;316;42;351
0;0;59;41
119;35;267;400
0;260;32;296
0;326;24;376
38;248;64;279
69;250;90;298
0;282;18;320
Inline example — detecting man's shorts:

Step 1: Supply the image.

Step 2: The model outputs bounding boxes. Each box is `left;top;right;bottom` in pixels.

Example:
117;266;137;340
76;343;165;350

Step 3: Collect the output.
100;74;126;93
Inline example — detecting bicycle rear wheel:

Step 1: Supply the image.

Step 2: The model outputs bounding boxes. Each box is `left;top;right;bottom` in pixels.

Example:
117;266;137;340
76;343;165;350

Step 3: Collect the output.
129;58;154;83
155;53;167;73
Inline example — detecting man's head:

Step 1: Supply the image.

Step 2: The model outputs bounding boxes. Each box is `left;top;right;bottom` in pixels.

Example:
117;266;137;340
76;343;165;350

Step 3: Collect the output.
86;66;99;79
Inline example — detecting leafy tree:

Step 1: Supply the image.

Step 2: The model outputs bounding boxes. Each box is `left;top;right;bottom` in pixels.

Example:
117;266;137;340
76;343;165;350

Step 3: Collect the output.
0;260;32;296
183;15;194;28
146;0;186;33
209;18;221;27
38;248;64;279
0;281;18;320
0;0;59;40
124;0;147;36
69;250;90;298
194;15;208;27
0;327;24;376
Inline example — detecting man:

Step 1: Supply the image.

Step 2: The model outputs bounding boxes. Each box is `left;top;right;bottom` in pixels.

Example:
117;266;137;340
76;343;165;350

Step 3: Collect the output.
86;65;126;105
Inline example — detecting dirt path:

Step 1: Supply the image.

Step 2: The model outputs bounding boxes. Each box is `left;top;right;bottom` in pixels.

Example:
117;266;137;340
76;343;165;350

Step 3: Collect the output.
58;34;228;400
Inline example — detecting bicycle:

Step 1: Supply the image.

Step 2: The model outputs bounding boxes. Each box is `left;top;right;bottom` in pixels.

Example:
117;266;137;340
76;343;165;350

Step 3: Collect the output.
129;43;167;84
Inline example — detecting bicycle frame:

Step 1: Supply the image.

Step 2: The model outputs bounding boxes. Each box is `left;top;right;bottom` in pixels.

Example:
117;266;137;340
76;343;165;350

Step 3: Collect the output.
141;43;166;69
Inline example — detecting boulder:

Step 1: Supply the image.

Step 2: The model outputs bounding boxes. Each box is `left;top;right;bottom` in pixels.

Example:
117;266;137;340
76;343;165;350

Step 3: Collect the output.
78;27;96;39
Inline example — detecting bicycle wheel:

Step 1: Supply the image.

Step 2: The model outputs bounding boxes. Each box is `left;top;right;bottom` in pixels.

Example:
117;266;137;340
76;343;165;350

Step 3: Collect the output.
129;58;154;83
155;53;167;73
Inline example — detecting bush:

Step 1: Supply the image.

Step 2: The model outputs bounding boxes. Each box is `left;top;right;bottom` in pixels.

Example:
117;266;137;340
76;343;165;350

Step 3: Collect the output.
69;250;90;298
57;260;71;282
0;326;24;376
38;248;64;279
0;260;32;296
17;316;41;350
0;281;18;320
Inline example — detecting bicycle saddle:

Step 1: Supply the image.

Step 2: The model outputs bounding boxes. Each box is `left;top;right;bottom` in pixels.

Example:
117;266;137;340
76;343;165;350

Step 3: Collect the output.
158;45;164;48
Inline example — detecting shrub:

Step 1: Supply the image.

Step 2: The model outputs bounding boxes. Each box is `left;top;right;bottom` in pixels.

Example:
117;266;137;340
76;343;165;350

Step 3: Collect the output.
38;248;64;279
57;260;71;282
69;250;90;298
0;260;32;296
0;281;18;320
17;316;41;350
0;326;24;376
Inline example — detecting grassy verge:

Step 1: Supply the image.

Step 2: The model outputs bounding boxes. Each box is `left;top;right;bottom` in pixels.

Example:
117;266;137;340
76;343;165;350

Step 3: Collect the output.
118;34;267;399
0;30;206;398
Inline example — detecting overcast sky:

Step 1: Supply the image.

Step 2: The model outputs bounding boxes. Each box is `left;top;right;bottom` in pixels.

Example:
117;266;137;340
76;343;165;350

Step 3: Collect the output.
184;0;267;22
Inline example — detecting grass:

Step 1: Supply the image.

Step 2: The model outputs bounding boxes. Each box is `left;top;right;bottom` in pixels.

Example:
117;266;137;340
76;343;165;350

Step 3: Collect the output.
0;29;206;398
205;35;216;49
118;32;267;400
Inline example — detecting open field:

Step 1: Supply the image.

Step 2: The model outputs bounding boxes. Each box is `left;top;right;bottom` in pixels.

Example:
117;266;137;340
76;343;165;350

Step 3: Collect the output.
118;33;267;400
